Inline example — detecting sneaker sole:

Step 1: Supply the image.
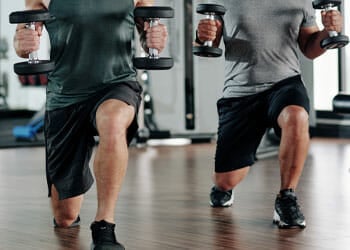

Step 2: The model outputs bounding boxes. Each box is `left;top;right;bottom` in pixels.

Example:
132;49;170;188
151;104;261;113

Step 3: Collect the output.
90;242;125;250
209;194;234;207
273;210;306;229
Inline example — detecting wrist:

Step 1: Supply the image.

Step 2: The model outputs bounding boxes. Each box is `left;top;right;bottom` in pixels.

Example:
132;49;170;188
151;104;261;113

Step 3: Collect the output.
139;30;148;51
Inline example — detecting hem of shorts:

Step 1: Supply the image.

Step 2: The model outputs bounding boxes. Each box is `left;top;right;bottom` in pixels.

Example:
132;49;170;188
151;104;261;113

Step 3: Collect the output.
215;160;255;173
48;178;94;200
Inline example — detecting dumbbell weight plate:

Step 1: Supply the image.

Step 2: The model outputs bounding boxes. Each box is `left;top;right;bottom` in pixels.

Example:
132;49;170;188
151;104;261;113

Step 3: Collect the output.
133;57;173;70
321;35;349;49
14;61;55;75
9;9;53;24
193;46;223;57
134;7;174;19
312;0;341;9
196;4;226;15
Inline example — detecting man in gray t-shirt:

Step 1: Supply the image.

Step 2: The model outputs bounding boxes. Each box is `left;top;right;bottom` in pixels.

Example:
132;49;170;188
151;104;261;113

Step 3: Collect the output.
220;0;317;98
195;0;345;228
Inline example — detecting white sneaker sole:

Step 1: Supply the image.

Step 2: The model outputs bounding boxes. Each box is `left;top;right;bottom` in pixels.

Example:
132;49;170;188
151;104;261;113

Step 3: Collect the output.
210;192;234;207
273;210;306;229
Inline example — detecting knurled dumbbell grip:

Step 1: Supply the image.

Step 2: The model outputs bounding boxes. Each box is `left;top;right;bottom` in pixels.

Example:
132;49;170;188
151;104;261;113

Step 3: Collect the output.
324;4;339;37
26;22;39;64
204;14;215;47
148;19;159;59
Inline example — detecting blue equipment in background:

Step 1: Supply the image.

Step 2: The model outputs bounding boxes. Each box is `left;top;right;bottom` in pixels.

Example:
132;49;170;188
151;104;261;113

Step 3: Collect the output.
12;107;45;141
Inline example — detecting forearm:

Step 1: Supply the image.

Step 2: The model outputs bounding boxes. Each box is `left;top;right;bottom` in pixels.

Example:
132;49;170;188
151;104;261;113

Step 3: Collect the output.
213;29;223;48
301;29;329;59
136;22;148;52
26;0;48;10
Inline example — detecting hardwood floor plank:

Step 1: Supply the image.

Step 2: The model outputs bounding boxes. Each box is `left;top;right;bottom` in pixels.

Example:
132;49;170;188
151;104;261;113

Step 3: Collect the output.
0;138;350;249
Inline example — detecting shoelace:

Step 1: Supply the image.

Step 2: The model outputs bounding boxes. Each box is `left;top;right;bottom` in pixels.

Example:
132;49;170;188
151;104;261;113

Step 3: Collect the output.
213;188;231;201
278;195;303;220
92;222;117;244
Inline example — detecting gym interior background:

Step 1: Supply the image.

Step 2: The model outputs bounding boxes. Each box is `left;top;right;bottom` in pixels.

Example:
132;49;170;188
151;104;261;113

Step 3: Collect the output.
1;0;350;249
1;0;350;141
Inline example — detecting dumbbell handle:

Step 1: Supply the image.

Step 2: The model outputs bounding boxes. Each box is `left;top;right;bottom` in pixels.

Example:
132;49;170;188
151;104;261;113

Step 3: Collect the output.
26;22;40;64
204;14;215;47
148;19;159;59
324;4;338;37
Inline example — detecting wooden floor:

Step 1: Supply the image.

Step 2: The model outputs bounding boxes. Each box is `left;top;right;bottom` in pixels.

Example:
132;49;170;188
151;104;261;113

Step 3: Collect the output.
1;138;350;250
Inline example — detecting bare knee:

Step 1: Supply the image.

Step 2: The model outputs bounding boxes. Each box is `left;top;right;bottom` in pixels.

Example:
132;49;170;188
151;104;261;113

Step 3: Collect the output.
96;99;135;143
54;211;80;228
51;186;82;228
52;201;81;228
214;167;250;191
215;178;236;191
278;106;309;136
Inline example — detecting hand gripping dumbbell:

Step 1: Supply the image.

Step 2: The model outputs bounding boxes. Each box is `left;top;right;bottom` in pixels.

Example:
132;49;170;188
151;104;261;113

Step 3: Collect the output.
133;6;174;70
312;0;349;49
9;10;55;75
193;4;226;57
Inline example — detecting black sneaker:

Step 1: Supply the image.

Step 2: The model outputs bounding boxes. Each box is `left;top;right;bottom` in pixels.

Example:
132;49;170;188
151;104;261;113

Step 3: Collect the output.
209;186;234;207
90;220;125;250
273;189;306;229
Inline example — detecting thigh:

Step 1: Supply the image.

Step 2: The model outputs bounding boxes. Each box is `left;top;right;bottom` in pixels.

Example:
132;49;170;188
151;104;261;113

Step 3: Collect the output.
215;95;268;173
267;75;310;137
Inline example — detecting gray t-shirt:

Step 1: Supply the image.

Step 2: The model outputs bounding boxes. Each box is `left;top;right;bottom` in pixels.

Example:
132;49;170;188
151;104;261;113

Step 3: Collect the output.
214;0;317;97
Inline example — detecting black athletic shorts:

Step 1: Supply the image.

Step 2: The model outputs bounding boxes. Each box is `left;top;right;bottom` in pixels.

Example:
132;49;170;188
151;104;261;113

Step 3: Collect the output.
45;81;142;200
215;75;310;173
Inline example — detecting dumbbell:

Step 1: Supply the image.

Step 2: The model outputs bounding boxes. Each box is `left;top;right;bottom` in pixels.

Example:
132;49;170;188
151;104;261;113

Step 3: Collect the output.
9;9;55;75
193;4;226;57
312;0;349;49
133;6;174;70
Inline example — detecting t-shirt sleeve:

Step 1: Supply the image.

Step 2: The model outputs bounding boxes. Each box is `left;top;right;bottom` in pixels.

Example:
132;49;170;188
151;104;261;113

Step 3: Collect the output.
302;3;317;27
